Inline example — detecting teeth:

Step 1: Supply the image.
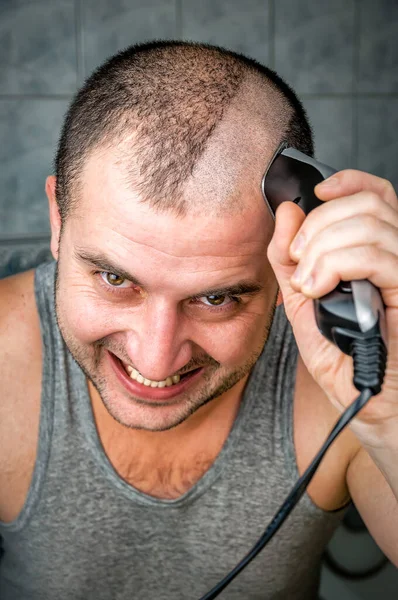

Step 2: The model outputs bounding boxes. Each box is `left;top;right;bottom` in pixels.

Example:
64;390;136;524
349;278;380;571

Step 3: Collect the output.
124;362;181;387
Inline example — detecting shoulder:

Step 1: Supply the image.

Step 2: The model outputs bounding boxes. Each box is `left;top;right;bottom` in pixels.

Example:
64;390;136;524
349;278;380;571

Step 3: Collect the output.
0;269;42;367
0;269;43;521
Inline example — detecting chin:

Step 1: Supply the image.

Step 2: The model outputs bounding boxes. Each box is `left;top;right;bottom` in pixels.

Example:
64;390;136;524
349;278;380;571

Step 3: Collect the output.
100;394;200;431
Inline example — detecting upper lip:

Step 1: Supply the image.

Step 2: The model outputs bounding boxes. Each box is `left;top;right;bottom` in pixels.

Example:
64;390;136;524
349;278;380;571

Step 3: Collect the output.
113;352;201;379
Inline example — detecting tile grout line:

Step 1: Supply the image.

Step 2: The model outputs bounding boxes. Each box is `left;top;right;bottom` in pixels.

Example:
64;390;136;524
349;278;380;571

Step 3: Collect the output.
352;0;361;170
75;0;85;87
0;95;73;100
0;236;51;246
175;0;183;39
1;93;397;101
268;0;275;69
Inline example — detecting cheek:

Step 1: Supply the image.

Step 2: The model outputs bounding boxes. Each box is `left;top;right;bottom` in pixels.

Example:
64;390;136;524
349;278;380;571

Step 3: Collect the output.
57;279;118;344
196;307;269;367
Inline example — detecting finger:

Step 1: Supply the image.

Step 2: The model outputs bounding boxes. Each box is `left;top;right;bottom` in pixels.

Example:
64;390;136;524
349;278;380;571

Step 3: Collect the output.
290;191;398;256
290;216;398;276
315;170;397;208
267;201;306;301
290;245;398;305
268;201;305;270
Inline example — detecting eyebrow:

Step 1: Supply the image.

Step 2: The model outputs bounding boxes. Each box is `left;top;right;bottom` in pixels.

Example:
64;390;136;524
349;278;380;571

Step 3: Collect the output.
74;248;265;298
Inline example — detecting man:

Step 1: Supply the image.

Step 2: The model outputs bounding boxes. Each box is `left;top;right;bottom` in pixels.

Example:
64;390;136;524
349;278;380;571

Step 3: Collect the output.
0;41;397;600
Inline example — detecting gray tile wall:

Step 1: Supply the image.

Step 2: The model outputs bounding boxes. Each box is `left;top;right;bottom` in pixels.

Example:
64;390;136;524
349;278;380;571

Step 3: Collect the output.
1;2;398;595
0;0;397;270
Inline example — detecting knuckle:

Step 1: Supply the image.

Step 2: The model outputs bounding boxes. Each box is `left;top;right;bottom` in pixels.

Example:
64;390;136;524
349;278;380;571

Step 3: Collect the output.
335;168;352;179
364;191;381;212
361;213;379;231
343;168;359;178
363;245;379;262
381;178;395;196
315;251;329;271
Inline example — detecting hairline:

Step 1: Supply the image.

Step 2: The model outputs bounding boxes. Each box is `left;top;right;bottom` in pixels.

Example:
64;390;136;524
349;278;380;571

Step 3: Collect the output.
60;76;292;223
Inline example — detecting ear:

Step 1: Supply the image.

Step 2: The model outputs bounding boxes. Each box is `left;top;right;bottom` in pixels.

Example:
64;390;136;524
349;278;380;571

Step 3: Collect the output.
276;288;283;306
45;175;62;260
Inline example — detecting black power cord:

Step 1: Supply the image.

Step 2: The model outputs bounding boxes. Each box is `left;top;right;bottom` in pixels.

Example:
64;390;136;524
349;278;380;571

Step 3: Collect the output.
199;333;387;599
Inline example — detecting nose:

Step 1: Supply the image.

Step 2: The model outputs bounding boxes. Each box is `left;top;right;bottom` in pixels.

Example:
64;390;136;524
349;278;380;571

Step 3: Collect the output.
126;298;192;381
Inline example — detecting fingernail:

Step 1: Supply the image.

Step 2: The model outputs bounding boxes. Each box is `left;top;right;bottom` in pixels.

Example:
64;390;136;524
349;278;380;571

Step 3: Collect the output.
290;233;305;257
302;273;315;292
319;176;339;187
291;264;302;284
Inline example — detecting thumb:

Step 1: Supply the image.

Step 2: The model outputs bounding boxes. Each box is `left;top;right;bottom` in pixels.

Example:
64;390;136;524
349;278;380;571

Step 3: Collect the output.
267;202;306;298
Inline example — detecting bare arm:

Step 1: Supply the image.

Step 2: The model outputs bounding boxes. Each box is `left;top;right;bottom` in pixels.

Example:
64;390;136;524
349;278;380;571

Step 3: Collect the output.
346;443;398;567
0;270;42;523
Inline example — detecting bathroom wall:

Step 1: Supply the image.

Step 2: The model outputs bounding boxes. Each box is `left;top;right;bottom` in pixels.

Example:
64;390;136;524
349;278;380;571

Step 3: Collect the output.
1;3;397;595
1;0;397;274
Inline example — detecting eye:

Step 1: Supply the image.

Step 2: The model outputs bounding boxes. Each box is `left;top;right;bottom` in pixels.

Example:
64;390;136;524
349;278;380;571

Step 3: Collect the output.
99;271;132;288
197;294;237;308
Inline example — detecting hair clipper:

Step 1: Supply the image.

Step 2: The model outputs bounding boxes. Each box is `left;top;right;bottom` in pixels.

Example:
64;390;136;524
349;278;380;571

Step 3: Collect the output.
261;143;387;356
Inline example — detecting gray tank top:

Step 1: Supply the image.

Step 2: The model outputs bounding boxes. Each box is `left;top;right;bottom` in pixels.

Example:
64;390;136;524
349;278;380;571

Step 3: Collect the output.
0;261;349;599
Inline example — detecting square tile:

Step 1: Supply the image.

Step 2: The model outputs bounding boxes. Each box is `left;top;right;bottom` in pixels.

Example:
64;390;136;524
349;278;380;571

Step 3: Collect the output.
274;0;355;94
82;0;177;77
357;98;398;193
358;0;398;93
181;0;270;65
0;0;77;94
0;98;71;236
301;97;354;171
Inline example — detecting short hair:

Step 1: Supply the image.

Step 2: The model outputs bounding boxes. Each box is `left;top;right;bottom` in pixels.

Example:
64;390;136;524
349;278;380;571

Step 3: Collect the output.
54;40;314;220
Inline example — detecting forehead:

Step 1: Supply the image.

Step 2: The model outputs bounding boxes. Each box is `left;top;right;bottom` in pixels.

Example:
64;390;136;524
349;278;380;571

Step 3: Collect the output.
72;147;273;270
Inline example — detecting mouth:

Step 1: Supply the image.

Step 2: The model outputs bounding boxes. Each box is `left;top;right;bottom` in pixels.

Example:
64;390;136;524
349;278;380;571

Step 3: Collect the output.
107;351;204;402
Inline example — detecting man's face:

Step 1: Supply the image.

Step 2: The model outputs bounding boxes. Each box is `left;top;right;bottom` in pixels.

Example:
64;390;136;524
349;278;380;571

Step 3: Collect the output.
52;147;279;432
